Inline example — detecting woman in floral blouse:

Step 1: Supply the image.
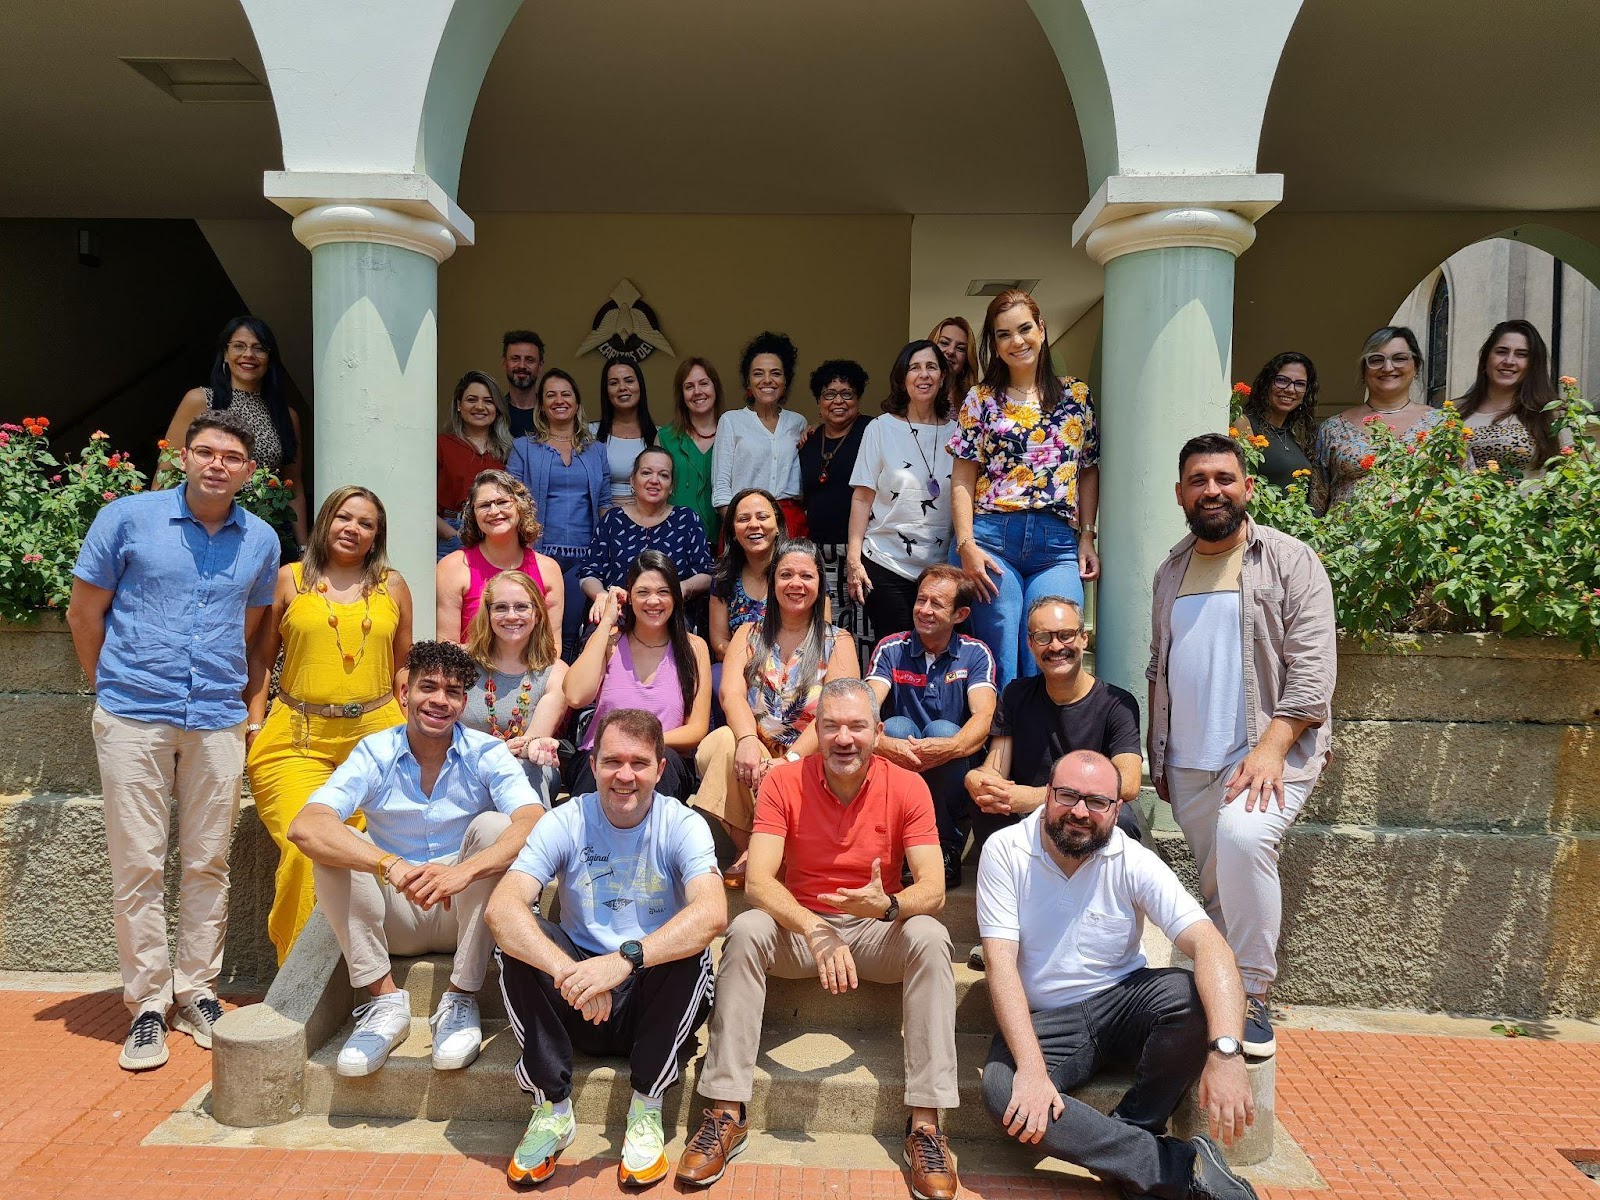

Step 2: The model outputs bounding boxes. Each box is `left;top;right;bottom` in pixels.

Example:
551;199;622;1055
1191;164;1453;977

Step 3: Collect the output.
947;289;1099;690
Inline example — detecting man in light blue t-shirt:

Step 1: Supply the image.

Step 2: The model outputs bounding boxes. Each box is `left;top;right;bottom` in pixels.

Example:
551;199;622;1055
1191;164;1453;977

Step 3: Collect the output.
487;709;727;1190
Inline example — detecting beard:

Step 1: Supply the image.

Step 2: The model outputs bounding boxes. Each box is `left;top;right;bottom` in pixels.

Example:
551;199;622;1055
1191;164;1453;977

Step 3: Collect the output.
1184;497;1247;542
1045;811;1113;861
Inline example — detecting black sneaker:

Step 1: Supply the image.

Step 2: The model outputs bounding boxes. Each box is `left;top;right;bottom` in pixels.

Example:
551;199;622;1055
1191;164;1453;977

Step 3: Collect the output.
1242;996;1276;1058
1188;1133;1257;1200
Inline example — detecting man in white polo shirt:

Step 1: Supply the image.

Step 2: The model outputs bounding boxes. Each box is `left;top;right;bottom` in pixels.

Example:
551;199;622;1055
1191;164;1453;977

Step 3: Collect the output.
976;750;1259;1200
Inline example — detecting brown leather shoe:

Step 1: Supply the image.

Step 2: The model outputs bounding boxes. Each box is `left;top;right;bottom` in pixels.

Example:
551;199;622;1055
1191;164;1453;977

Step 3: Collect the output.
675;1106;748;1186
903;1123;958;1200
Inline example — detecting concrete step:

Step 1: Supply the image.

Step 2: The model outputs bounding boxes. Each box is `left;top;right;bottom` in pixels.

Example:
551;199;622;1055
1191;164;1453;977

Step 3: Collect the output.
302;1016;1274;1163
383;953;999;1033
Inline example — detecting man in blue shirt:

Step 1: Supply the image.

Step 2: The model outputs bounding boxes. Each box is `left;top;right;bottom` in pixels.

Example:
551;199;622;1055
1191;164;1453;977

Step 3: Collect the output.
487;709;727;1189
68;415;280;1072
289;641;544;1079
866;564;997;887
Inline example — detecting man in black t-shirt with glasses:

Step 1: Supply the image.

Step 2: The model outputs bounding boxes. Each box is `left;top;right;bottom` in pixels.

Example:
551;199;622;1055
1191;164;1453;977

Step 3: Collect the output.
965;596;1144;849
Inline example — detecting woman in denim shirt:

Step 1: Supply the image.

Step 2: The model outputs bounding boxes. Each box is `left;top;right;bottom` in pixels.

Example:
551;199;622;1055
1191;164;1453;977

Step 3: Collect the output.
506;368;610;659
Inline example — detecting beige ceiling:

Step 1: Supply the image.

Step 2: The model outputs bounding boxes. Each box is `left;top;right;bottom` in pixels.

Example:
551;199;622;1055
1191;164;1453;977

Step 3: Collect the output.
0;0;1596;219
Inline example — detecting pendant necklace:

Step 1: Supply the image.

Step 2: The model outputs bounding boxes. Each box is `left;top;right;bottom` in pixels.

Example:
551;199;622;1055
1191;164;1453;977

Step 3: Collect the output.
817;418;858;485
907;417;942;499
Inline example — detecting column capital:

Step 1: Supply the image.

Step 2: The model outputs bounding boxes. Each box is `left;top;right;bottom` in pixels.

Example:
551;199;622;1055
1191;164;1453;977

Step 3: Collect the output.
264;171;474;264
1073;174;1282;265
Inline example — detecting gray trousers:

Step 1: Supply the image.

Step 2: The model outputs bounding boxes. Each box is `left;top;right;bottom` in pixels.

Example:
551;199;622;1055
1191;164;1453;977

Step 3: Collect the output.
981;968;1207;1200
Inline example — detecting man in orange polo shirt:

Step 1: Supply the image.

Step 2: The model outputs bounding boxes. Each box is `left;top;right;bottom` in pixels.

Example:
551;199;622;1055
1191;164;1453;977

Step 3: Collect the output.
679;679;959;1200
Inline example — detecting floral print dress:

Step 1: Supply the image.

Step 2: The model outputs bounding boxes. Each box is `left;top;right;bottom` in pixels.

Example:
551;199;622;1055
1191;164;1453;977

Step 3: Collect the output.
945;380;1099;526
1310;407;1452;511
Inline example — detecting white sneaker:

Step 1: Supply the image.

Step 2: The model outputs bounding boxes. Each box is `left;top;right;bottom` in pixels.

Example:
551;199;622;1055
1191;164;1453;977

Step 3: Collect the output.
336;991;412;1077
429;990;482;1070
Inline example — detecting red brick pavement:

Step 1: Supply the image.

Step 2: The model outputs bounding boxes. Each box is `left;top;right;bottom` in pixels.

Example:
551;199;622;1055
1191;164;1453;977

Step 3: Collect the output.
2;989;1598;1199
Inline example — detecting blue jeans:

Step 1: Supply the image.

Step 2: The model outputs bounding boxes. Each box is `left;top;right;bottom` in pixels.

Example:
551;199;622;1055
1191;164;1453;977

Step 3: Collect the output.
956;510;1084;692
883;716;973;855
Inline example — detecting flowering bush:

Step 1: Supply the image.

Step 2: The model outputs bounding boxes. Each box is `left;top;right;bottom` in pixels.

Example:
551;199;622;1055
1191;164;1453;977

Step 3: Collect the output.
0;421;148;619
0;423;298;621
1232;379;1600;652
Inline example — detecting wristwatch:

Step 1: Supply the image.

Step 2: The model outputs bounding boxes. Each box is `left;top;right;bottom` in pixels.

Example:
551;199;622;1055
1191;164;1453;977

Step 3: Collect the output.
1208;1036;1243;1058
619;939;646;973
879;894;900;923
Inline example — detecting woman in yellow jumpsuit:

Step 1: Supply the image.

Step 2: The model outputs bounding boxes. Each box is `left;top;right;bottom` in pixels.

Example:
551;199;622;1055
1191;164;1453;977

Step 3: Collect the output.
245;485;413;962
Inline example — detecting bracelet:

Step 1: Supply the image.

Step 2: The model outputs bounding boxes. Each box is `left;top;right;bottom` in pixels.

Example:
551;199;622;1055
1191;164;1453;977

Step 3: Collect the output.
374;853;399;883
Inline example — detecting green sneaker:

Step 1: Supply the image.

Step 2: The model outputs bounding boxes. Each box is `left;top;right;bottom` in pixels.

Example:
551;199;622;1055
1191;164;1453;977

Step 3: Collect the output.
507;1100;576;1186
619;1095;669;1187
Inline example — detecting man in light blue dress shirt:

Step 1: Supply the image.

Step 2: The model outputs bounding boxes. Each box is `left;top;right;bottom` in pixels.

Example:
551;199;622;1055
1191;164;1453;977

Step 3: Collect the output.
289;640;544;1078
68;415;280;1073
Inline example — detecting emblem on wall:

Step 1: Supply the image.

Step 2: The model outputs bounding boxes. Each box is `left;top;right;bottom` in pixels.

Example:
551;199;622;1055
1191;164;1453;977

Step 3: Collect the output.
575;278;675;364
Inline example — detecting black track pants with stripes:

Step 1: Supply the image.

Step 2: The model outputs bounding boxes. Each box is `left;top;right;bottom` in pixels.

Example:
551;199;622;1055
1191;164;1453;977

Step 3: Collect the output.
496;916;714;1104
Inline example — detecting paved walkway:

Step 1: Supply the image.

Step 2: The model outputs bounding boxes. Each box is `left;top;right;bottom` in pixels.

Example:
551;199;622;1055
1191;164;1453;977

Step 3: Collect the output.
3;988;1599;1199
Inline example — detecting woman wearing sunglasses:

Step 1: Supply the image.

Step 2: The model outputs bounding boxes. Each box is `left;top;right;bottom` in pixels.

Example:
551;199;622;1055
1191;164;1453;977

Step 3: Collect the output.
1310;326;1457;511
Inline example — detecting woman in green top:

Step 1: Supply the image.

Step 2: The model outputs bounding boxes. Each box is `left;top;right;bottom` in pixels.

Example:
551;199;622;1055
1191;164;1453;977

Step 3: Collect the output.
658;357;724;546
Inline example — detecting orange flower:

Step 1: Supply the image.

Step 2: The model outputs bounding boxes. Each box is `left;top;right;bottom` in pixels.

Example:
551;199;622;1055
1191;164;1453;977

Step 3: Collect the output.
1359;453;1376;470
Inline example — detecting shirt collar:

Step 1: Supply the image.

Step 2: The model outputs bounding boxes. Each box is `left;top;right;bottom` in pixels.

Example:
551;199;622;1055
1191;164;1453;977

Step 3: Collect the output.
170;483;245;531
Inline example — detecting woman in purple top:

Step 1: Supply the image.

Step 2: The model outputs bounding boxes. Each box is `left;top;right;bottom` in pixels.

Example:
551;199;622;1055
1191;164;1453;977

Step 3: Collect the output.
562;550;712;801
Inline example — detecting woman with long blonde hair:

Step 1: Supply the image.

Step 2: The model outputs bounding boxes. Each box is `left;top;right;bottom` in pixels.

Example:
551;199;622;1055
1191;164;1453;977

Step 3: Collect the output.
245;485;413;960
460;569;566;802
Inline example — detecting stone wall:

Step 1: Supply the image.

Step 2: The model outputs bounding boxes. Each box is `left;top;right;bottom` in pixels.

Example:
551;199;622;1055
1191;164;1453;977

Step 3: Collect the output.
1151;634;1600;1017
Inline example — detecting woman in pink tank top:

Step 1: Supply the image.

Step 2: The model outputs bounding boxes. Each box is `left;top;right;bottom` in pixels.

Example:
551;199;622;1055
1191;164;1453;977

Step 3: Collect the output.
436;470;564;642
563;550;712;800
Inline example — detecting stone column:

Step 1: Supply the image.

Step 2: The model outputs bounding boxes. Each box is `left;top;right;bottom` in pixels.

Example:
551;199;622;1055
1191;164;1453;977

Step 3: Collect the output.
267;175;474;638
1076;180;1279;697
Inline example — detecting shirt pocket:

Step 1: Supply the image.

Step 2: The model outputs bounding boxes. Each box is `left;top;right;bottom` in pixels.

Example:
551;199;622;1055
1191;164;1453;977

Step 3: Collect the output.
1075;908;1135;967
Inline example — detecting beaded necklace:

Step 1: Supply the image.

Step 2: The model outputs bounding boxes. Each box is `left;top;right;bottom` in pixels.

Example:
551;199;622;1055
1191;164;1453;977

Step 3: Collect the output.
316;579;373;668
483;672;534;739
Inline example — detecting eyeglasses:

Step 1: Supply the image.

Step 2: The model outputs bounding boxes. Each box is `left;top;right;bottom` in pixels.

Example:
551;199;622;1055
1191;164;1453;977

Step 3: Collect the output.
819;389;856;403
1364;352;1415;370
1270;375;1309;393
187;445;249;469
1028;628;1085;648
226;341;267;356
1048;787;1118;814
488;603;535;617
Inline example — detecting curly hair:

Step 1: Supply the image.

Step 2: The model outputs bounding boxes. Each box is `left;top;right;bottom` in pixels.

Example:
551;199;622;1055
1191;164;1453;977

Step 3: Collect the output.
405;639;479;692
739;331;799;400
1244;352;1319;457
458;469;542;548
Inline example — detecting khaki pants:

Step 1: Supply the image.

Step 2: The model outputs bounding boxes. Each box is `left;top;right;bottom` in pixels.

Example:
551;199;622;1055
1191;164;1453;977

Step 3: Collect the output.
92;704;245;1017
314;811;510;992
698;908;960;1110
693;725;773;834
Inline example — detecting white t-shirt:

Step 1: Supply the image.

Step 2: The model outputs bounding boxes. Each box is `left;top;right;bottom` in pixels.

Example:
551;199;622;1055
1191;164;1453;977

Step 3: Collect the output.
710;407;807;507
849;415;957;579
1165;543;1248;771
510;792;719;955
976;811;1206;1010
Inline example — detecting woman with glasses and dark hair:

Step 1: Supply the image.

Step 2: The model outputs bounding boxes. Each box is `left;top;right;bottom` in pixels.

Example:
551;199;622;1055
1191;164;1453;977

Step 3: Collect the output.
1236;352;1325;508
1310;325;1458;511
164;314;307;546
694;539;858;885
564;551;711;801
846;339;957;638
436;470;564;643
658;357;724;544
1453;319;1572;480
437;370;513;559
593;359;656;501
711;330;810;536
244;486;412;961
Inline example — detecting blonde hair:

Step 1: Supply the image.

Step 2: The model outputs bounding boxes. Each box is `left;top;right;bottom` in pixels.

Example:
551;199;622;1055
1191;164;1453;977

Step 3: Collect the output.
465;570;557;672
300;486;392;596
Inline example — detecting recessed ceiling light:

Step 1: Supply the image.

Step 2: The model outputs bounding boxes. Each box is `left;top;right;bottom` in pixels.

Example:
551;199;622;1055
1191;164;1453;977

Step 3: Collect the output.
965;278;1041;297
122;57;269;103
